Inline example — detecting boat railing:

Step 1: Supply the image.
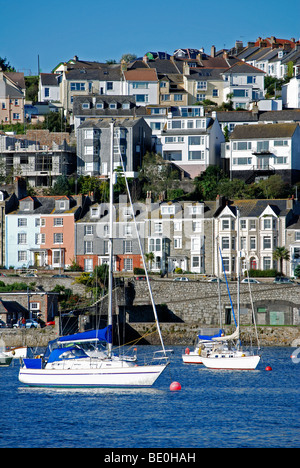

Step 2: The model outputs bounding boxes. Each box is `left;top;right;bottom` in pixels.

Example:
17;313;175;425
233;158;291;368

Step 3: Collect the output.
148;349;173;365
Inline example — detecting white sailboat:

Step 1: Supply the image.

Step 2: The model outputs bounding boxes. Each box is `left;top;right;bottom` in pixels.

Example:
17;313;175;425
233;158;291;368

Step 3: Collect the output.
182;328;224;364
201;209;261;371
19;121;170;388
182;238;226;364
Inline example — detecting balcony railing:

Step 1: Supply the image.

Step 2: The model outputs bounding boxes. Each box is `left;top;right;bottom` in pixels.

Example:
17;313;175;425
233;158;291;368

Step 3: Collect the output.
251;164;275;171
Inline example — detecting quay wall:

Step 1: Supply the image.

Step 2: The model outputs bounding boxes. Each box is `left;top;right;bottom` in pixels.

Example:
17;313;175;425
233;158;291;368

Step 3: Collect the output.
1;279;300;348
0;324;299;348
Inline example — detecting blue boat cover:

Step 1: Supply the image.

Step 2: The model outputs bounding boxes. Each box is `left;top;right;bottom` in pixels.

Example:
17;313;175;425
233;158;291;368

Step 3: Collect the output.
58;327;112;344
198;329;224;340
47;346;89;363
23;358;43;369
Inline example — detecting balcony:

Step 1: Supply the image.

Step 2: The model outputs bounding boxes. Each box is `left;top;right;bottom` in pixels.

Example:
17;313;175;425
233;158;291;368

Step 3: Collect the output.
252;150;272;155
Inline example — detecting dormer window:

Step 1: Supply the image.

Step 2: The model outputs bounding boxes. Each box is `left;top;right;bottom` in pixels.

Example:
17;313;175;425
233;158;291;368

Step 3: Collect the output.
55;198;69;211
109;103;117;109
96;103;104;109
91;207;99;217
122;102;130;109
82;103;90;109
161;205;175;215
20;199;33;211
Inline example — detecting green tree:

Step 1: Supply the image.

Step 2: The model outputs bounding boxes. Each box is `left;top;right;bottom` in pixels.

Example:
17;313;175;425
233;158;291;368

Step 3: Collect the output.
43;111;64;132
218;178;249;199
0;56;15;72
25;76;39;102
138;152;180;200
50;175;72;195
256;175;287;199
273;246;290;275
294;264;300;278
193;166;227;200
145;252;155;271
120;53;137;63
77;175;108;201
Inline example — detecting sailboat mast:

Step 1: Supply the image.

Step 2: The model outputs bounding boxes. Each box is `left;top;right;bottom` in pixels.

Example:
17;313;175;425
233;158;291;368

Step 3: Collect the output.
236;207;240;342
107;121;115;358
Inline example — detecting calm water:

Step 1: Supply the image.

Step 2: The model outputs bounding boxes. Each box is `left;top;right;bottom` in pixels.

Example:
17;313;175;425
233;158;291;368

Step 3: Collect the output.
0;346;299;448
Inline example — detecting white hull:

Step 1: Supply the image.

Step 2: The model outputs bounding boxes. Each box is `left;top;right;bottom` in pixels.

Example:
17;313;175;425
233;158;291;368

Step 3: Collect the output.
5;346;27;359
201;354;260;370
19;363;168;388
182;352;203;364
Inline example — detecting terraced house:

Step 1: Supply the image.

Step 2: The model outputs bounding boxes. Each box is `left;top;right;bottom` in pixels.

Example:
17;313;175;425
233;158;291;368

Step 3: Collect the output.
5;195;87;270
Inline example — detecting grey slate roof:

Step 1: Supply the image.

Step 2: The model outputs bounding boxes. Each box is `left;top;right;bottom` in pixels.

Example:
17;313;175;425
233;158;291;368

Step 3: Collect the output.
73;95;147;117
77;117;146;130
65;66;121;81
223;62;265;74
40;73;59;86
229;122;298;140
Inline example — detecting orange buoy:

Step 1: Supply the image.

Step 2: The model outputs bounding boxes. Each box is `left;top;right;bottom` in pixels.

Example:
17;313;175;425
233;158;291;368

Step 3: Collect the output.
185;348;190;355
170;381;182;391
265;365;272;371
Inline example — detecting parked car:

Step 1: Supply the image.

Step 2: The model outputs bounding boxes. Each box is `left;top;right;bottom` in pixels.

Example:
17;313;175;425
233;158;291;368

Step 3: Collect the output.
25;319;39;328
0;273;7;277
174;277;189;282
208;278;224;283
0;319;7;328
52;274;70;278
23;273;37;277
273;277;294;284
135;276;151;281
241;278;261;284
46;321;55;327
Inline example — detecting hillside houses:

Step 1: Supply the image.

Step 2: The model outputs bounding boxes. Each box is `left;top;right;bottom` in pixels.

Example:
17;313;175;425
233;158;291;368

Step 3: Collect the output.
2;38;300;280
4;192;300;280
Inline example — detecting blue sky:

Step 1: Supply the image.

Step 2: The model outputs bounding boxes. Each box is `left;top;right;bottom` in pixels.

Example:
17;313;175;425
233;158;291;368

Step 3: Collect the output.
1;0;300;74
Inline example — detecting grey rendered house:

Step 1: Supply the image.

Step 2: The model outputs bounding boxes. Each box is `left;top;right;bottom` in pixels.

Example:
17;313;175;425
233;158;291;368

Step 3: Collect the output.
75;199;148;272
72;94;147;135
76;117;152;178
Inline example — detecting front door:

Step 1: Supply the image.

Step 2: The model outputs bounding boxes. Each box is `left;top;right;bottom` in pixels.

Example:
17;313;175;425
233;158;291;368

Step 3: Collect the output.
257;157;269;169
270;311;285;325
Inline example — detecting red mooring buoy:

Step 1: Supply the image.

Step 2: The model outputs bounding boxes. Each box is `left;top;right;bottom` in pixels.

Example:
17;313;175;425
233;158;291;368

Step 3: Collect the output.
265;365;272;371
185;348;190;355
170;381;182;391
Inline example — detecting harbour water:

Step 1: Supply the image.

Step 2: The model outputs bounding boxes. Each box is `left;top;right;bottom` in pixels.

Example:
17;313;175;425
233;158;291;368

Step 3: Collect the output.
0;346;299;449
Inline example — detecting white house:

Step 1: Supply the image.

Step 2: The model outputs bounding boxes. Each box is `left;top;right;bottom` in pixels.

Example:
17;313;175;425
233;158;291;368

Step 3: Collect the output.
122;69;159;106
38;74;60;102
282;75;300;109
157;107;225;178
223;122;300;184
222;63;265;109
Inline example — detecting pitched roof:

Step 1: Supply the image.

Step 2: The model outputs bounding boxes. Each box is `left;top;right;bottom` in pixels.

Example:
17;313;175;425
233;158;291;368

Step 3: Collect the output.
4;72;26;90
123;68;158;81
218;199;296;218
229;123;299;140
65;66;121;81
40;73;59;86
223;62;265;74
